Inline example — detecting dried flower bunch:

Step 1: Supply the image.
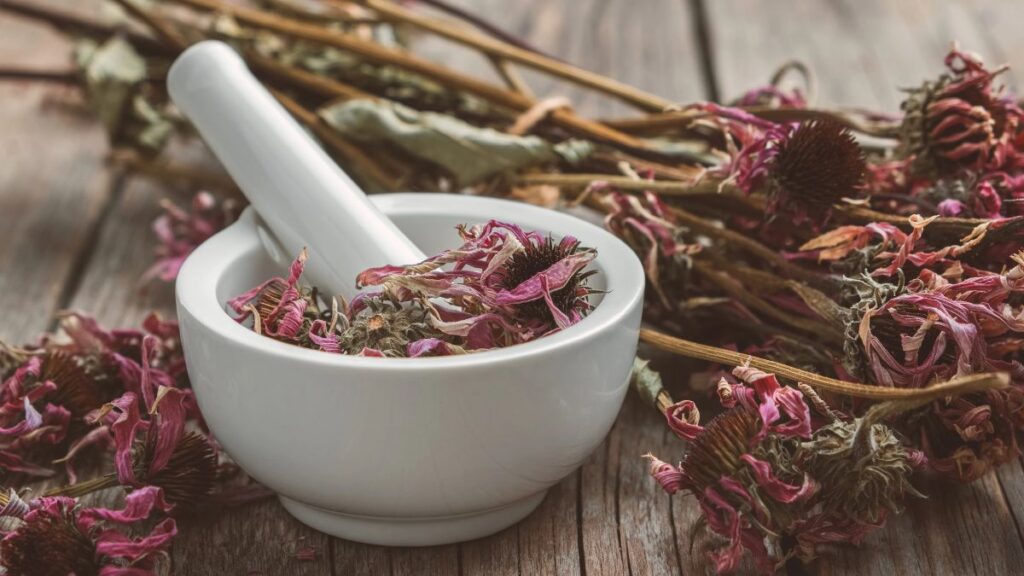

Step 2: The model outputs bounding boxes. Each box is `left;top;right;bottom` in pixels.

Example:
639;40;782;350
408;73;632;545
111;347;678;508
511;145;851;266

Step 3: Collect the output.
647;366;923;573
0;314;269;574
5;0;1024;572
228;221;597;357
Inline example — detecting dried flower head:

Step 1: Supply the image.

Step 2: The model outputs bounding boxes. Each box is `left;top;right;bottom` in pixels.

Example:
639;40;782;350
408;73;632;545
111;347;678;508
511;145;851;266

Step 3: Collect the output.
770;120;867;216
0;497;98;576
497;235;595;324
0;488;175;576
649;367;920;573
339;298;438;356
899;47;1023;175
144;191;238;283
857;257;1024;481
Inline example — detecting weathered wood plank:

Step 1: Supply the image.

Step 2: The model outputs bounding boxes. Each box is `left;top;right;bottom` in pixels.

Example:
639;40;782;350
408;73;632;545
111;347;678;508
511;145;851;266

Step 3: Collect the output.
704;1;1024;574
0;3;112;342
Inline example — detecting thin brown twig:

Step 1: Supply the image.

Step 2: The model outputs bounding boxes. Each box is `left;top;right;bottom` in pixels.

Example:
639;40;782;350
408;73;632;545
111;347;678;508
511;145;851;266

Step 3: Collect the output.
639;327;1009;400
0;0;170;55
350;0;672;111
487;55;534;98
109;0;188;51
169;0;645;149
409;0;553;57
692;260;843;344
668;205;835;289
0;67;78;83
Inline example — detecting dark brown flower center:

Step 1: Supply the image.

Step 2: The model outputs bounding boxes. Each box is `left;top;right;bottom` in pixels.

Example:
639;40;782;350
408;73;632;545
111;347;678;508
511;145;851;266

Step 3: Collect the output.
0;505;99;576
42;351;106;417
500;238;586;322
680;408;759;492
772;120;867;212
138;432;218;511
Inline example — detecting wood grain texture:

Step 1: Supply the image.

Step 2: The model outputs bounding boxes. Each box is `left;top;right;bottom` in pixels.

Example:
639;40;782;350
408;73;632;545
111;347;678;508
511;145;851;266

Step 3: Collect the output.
0;2;112;342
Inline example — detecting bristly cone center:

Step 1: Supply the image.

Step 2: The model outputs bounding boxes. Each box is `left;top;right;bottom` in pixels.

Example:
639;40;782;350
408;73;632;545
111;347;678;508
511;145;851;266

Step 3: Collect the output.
0;504;99;576
772;120;867;212
501;237;589;323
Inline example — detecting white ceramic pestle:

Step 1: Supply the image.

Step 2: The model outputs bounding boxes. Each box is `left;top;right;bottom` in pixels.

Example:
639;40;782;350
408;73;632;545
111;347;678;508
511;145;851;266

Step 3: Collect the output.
167;41;425;299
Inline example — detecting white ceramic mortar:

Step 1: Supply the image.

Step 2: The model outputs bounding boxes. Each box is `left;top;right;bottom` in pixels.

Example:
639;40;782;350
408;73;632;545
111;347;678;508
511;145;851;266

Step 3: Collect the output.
176;194;644;545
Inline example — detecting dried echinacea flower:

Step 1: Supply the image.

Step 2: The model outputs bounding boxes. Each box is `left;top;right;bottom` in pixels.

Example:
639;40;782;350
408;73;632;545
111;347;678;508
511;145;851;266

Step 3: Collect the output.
0;488;176;576
725;119;867;225
648;367;921;574
857;255;1024;481
102;388;218;511
899;46;1023;175
234;221;598;357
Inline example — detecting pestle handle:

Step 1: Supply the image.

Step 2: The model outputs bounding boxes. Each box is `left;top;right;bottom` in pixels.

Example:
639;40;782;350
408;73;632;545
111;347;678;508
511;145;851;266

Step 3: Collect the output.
167;41;425;299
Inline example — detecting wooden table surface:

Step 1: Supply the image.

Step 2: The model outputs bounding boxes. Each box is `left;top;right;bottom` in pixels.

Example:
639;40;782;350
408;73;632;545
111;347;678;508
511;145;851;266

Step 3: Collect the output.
3;1;1024;574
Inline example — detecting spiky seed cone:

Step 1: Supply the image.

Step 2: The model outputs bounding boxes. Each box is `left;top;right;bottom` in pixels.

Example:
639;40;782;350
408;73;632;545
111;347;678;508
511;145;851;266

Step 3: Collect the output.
771;120;867;212
0;502;99;576
680;408;759;492
138;432;218;511
500;237;593;323
42;352;105;417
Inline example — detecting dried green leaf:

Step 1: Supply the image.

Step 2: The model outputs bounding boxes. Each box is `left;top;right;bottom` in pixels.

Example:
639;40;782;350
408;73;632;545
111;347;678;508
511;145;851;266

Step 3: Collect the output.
319;99;589;185
631;357;665;410
75;36;147;136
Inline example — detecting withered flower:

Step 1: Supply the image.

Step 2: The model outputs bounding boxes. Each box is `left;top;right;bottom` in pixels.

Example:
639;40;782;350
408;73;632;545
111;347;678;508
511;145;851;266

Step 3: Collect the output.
769;121;867;219
727;120;866;224
235;221;598;357
99;388;218;511
648;367;920;573
339;298;439;356
858;257;1024;481
498;234;595;324
0;488;175;576
144;191;239;283
601;190;700;310
899;47;1023;175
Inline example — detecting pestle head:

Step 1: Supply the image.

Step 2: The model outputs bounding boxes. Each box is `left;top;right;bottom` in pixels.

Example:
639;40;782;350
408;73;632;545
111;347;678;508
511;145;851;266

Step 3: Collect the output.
167;41;425;300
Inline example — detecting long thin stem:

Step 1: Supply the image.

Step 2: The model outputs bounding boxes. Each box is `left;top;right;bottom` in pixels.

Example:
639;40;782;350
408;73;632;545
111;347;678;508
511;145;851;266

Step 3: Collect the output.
350;0;673;112
109;0;188;51
0;0;170;54
691;260;843;344
640;327;1009;400
43;473;119;498
169;0;644;149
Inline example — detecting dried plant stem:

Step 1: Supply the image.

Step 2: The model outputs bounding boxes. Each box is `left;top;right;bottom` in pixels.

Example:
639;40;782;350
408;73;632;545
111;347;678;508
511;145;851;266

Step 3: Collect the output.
411;0;551;57
170;0;644;148
516;173;722;196
601;107;899;138
110;0;188;51
351;0;672;112
271;89;401;190
43;473;119;498
245;52;372;102
692;260;842;344
639;327;1010;400
0;67;77;83
487;55;534;98
0;0;170;55
668;205;834;289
